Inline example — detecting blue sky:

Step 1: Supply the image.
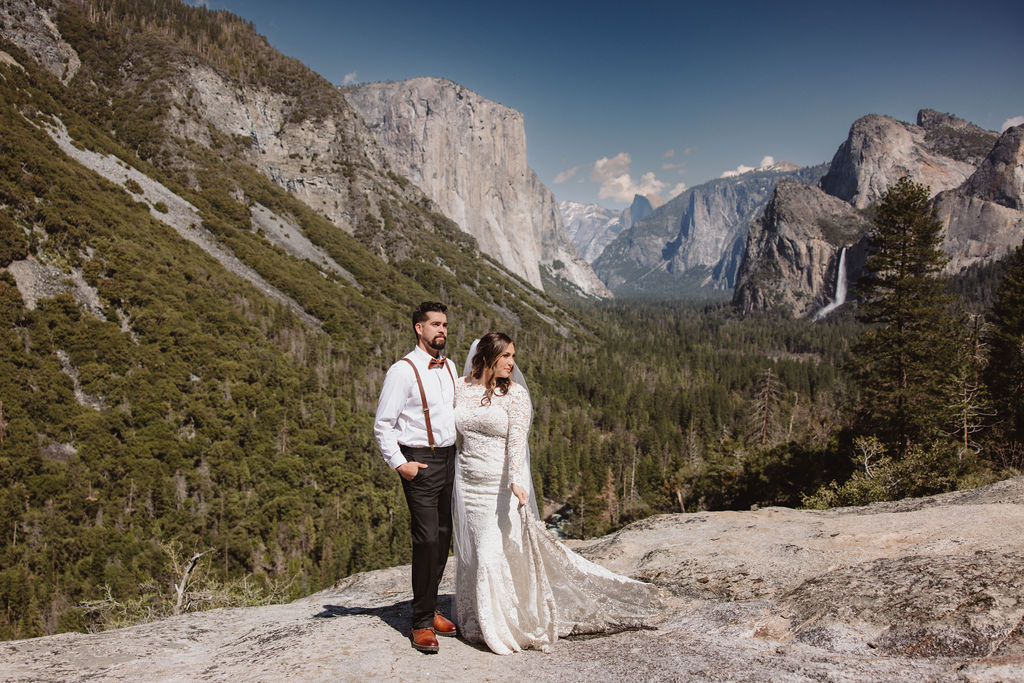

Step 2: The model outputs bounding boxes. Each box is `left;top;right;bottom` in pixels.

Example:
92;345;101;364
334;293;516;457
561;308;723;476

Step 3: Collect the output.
191;0;1023;209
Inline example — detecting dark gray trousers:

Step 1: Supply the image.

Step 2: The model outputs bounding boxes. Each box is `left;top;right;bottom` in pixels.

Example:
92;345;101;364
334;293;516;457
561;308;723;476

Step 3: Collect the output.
399;444;455;630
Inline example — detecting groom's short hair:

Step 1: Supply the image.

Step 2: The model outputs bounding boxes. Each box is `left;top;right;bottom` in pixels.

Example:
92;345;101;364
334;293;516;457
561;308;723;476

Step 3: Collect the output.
412;301;447;329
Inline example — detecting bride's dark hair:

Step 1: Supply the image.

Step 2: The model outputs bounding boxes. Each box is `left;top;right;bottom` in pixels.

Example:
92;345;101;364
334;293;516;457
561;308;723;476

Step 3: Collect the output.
471;331;514;405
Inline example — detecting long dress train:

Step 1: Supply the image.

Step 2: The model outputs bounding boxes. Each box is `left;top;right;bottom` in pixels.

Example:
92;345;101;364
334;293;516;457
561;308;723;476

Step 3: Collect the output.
453;379;661;655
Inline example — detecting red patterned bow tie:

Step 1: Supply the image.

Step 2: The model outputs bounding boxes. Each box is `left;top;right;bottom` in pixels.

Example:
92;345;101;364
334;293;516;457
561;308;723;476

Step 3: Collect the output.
428;357;446;369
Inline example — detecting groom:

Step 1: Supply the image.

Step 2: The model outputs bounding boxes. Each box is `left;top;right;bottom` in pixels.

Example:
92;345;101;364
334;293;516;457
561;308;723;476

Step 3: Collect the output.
373;301;459;653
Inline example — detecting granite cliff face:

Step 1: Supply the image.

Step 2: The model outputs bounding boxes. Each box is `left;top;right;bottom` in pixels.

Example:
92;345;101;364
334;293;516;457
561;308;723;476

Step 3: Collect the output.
594;164;826;297
345;78;610;298
732;182;871;317
735;111;1009;317
957;123;1024;211
4;477;1023;681
561;194;661;264
165;65;403;242
935;124;1024;270
820;110;998;209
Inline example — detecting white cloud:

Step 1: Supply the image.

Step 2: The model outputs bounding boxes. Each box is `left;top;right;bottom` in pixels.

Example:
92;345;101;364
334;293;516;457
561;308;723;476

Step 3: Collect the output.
721;155;777;178
721;165;755;178
554;165;581;184
589;153;667;203
669;182;688;197
342;71;359;86
1002;116;1024;131
591;152;632;179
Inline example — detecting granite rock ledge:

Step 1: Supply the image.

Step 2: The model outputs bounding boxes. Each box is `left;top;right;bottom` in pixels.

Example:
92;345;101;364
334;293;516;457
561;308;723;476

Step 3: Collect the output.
2;478;1023;681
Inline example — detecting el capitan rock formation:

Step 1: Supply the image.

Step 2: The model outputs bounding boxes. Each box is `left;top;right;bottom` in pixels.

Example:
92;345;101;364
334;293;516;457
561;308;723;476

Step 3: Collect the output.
345;77;610;298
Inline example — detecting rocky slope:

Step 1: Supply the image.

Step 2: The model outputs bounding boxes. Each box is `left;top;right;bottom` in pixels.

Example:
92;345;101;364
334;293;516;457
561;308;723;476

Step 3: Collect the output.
345;77;610;298
4;477;1023;681
167;63;394;241
561;194;661;264
0;0;78;83
735;111;1013;317
594;164;827;297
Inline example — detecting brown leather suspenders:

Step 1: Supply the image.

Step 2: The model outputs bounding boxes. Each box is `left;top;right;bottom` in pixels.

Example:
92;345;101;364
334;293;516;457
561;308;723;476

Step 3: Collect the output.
401;357;455;449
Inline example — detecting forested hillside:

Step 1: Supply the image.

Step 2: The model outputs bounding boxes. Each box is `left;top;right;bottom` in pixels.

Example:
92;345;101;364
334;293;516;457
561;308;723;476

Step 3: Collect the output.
0;0;592;638
1;0;1020;642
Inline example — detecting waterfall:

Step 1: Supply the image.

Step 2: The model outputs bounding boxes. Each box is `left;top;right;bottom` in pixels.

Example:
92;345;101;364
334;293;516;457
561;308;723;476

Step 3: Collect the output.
813;247;848;321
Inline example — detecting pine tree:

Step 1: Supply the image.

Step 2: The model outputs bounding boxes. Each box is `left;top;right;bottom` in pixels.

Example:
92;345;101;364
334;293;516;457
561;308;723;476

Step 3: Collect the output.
984;241;1024;445
853;176;953;456
747;367;781;446
944;313;993;451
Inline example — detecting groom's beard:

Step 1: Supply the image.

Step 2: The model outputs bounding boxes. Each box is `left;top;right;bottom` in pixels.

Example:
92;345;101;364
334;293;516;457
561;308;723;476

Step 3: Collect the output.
428;334;446;352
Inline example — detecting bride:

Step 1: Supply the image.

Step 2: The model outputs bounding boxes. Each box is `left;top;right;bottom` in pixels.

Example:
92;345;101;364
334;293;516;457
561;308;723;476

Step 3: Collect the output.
453;332;661;655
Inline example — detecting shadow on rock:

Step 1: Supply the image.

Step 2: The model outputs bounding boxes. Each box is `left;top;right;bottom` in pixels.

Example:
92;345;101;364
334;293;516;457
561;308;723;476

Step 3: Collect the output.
313;594;456;638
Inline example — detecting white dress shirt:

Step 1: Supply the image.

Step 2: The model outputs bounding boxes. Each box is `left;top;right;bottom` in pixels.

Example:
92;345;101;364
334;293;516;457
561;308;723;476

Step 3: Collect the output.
374;346;458;469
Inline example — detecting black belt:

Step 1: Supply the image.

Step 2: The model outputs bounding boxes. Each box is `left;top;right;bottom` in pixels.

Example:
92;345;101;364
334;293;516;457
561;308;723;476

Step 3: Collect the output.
400;444;456;456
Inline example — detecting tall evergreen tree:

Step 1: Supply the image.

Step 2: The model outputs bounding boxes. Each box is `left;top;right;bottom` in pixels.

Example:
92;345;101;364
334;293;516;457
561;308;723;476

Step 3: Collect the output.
944;312;993;451
984;241;1024;445
853;176;953;455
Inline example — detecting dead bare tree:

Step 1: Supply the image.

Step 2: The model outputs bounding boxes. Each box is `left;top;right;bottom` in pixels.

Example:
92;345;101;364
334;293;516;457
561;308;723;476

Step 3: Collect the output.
944;315;995;452
164;543;214;615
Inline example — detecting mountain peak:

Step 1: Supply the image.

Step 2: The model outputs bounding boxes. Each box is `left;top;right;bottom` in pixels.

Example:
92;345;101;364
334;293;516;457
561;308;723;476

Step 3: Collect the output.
916;108;974;131
961;124;1024;210
633;193;665;210
820;112;995;209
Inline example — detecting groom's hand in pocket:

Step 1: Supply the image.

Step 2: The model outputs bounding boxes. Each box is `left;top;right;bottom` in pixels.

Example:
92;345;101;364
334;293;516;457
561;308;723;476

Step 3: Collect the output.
397;461;428;481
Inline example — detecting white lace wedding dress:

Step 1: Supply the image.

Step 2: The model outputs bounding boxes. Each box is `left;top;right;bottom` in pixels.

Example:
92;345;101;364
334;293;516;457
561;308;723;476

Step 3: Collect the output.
452;378;661;655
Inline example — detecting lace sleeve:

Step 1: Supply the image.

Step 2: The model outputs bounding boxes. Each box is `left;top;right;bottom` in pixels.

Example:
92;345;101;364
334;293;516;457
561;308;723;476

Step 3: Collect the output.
505;383;532;490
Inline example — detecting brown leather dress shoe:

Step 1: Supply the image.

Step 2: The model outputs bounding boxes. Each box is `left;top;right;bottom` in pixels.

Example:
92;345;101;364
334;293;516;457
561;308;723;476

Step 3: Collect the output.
411;627;439;653
433;611;457;637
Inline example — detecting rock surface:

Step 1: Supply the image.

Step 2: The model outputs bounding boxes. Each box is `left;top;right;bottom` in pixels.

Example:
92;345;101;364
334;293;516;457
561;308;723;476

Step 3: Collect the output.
732;181;872;317
345;77;610;298
935;125;1024;271
4;478;1023;681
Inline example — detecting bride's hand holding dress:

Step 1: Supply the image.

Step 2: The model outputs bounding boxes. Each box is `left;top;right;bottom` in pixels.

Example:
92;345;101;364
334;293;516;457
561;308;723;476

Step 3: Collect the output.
510;483;529;506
